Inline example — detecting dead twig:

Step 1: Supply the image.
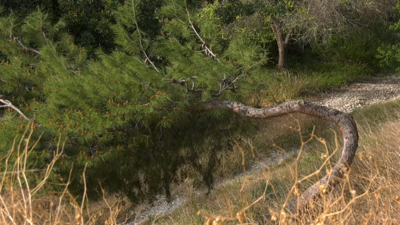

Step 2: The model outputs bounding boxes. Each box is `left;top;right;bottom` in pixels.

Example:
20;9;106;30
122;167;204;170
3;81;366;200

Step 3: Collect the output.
10;34;41;55
186;9;219;61
0;99;31;121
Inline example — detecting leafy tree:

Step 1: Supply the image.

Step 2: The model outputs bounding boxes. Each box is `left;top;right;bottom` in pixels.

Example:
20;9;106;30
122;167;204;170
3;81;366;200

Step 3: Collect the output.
205;0;396;70
0;0;260;202
272;0;396;69
0;0;359;213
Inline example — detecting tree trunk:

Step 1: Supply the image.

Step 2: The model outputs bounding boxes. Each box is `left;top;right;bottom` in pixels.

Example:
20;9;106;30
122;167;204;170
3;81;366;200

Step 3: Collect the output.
277;36;287;70
202;100;358;214
270;17;291;70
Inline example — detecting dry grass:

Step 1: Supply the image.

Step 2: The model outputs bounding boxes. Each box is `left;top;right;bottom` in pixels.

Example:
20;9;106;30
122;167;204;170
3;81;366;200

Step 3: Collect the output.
3;101;400;224
0;121;131;225
155;103;400;224
247;72;314;107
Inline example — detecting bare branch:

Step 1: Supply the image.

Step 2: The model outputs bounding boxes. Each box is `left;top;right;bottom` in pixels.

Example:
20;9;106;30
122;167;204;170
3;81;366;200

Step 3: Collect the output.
286;0;396;43
0;99;31;122
212;76;242;98
66;66;78;75
10;34;41;55
167;78;204;99
186;9;220;61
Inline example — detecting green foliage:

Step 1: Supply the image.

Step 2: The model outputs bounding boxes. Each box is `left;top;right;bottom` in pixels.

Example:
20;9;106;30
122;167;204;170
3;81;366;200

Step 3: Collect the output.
288;18;398;91
0;0;60;19
376;2;400;72
1;0;123;55
212;0;255;25
57;0;122;54
377;44;400;70
261;0;295;18
315;25;396;72
0;0;264;203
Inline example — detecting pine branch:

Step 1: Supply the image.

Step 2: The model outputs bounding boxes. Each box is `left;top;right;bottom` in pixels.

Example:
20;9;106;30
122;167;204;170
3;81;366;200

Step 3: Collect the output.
10;33;79;75
0;98;31;121
186;9;219;61
131;0;160;73
10;34;41;55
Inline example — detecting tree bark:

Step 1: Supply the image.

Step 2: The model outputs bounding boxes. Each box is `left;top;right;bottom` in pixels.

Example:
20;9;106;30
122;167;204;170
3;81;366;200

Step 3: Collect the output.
202;100;358;214
270;17;290;70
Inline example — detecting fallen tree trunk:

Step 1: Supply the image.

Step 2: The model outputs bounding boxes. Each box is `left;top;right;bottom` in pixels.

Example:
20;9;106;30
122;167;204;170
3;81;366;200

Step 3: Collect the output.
202;100;358;214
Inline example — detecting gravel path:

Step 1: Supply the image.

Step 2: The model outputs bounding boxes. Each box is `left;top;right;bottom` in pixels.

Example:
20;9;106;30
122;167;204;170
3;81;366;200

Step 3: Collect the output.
125;74;400;225
315;75;400;113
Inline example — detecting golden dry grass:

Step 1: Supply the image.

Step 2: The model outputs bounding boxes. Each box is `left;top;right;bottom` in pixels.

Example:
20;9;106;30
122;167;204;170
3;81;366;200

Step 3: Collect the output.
3;101;400;225
0;122;131;225
155;104;400;224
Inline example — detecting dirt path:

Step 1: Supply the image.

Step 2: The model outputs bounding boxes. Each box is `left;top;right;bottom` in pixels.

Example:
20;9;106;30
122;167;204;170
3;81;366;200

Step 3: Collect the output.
125;74;400;224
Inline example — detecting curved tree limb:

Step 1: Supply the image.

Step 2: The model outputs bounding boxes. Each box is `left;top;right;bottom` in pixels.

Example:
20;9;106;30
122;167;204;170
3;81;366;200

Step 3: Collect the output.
201;100;358;214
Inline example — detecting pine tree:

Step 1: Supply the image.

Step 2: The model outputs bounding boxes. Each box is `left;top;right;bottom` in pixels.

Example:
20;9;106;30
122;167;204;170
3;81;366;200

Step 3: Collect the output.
0;1;262;201
0;0;358;211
